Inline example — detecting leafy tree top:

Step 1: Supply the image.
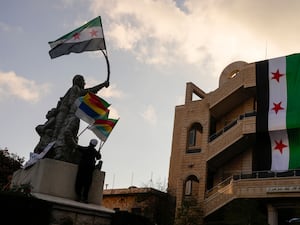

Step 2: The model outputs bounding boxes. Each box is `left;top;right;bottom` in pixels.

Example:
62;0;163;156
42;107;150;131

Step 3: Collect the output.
0;148;24;189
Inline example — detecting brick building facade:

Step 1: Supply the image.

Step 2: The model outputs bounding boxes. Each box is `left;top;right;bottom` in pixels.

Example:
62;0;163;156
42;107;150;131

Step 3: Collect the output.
103;187;171;225
167;60;300;225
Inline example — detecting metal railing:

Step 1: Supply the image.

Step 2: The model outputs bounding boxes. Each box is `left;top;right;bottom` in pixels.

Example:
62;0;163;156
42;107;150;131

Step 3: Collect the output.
208;111;256;142
205;169;300;197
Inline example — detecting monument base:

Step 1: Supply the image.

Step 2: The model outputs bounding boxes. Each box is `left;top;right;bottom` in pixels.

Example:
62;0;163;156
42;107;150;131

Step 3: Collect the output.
10;158;114;225
34;192;113;225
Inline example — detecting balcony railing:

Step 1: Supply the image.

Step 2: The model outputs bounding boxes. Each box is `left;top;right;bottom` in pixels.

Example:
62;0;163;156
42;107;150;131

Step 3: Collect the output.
203;169;300;216
208;111;256;142
205;169;300;197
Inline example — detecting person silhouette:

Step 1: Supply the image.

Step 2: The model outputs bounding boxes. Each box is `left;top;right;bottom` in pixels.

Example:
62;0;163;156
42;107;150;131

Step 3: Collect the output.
75;139;101;203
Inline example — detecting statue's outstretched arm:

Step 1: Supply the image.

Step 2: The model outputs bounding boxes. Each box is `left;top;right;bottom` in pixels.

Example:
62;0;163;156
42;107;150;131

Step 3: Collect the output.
85;80;109;94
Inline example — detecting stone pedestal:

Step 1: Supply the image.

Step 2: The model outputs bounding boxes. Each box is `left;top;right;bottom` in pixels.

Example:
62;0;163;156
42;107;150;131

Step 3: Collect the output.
11;158;114;225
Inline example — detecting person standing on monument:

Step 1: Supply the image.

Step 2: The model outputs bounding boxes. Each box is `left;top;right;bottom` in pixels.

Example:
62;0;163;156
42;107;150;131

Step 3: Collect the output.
75;139;101;203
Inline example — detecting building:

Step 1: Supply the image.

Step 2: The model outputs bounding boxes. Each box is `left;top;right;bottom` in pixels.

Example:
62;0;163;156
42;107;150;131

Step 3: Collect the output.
103;187;171;225
167;59;300;225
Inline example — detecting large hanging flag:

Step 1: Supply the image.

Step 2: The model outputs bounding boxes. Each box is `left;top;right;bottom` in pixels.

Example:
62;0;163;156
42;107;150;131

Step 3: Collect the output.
268;128;300;171
256;53;300;171
75;92;110;125
89;118;119;142
48;16;106;59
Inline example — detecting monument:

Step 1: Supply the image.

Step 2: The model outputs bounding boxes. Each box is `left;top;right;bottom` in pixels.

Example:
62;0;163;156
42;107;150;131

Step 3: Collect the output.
10;16;117;225
34;75;109;163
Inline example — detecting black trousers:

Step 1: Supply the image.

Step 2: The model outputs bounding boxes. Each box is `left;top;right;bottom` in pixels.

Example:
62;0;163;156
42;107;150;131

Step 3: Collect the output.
75;165;94;200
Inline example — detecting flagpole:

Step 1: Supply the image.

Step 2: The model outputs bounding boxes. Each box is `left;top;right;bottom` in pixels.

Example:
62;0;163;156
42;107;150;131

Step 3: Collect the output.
77;124;91;137
98;140;106;151
96;117;120;151
101;50;110;82
99;16;110;82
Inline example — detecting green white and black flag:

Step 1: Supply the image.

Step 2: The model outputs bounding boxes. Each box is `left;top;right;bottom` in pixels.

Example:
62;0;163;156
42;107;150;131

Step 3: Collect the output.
256;53;300;171
48;16;106;59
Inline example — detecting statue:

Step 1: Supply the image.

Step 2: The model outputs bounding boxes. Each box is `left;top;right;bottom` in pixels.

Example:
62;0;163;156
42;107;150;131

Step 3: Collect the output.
34;107;57;154
34;74;109;163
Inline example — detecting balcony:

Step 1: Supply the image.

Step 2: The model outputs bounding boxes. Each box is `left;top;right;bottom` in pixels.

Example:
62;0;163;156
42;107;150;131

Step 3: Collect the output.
208;111;256;142
203;170;300;217
207;113;256;167
208;64;256;118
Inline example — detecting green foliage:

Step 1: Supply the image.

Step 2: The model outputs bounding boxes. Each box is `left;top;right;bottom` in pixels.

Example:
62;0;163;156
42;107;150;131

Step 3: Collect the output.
0;148;24;189
176;197;203;225
9;183;33;197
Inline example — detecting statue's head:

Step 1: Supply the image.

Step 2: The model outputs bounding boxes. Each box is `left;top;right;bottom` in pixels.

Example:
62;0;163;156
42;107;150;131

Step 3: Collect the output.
73;74;85;88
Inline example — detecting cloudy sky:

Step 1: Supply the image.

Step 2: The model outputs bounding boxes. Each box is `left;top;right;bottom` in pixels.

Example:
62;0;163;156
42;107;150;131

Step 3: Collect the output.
1;0;300;189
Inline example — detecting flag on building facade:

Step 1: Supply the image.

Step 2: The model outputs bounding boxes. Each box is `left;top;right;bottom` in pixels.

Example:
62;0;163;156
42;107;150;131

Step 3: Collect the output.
89;118;119;142
48;16;106;59
256;53;300;171
75;92;110;125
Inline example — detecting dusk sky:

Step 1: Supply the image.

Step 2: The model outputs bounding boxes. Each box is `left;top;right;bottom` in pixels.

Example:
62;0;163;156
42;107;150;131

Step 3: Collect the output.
1;0;300;189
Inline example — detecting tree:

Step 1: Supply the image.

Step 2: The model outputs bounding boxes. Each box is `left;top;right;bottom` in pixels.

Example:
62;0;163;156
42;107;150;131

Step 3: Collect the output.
141;177;168;192
176;196;203;225
0;148;24;190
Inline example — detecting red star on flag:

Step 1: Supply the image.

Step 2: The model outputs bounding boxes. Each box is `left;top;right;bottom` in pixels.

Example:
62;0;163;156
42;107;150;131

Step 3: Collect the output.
271;69;284;82
73;33;80;40
274;139;288;154
272;101;284;114
90;29;98;37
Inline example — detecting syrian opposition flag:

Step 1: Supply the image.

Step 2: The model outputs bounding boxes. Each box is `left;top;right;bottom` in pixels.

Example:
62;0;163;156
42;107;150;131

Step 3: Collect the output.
256;53;300;171
48;16;106;59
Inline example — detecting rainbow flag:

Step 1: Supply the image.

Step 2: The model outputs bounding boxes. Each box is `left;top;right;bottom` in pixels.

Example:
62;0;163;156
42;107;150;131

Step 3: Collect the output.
75;92;110;124
89;118;119;141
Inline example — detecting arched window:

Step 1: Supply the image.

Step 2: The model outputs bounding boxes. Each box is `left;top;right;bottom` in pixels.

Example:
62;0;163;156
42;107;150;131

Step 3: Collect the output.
184;175;199;196
187;122;203;153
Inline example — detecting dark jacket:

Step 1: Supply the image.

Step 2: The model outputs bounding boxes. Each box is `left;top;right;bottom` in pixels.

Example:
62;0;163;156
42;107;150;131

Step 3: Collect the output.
77;144;101;169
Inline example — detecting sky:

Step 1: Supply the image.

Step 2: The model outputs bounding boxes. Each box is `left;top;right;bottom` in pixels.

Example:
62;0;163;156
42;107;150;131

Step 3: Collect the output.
1;0;300;190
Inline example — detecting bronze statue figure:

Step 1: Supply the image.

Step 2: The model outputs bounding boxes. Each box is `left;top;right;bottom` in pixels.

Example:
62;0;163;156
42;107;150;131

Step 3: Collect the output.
34;75;109;163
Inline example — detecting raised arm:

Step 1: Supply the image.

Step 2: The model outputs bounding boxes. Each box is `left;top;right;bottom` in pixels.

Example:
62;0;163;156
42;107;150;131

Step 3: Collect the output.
85;80;110;94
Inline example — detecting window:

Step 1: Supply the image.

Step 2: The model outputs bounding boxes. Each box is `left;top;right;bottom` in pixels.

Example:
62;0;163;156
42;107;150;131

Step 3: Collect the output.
185;179;192;195
188;128;196;147
187;123;203;153
184;175;199;197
